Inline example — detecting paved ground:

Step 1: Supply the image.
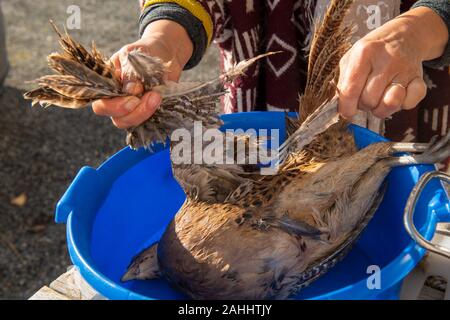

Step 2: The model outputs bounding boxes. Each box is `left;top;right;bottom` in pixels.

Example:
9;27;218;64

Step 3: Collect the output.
0;0;218;299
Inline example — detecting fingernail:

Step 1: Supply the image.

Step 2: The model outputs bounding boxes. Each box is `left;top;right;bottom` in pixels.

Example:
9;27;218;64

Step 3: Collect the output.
124;97;139;112
124;81;137;94
146;93;161;110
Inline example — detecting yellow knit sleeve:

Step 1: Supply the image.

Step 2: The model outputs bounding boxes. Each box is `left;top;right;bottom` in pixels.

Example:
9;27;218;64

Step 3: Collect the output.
143;0;214;45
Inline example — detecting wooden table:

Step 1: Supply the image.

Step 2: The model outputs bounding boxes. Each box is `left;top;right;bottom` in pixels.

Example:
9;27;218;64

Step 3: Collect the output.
29;266;104;300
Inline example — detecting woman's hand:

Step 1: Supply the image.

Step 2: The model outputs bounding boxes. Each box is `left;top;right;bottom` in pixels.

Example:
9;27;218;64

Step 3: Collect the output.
92;20;193;129
337;7;449;119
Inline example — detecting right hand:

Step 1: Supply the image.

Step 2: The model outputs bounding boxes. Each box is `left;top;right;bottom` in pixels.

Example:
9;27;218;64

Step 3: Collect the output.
337;7;448;120
92;20;193;129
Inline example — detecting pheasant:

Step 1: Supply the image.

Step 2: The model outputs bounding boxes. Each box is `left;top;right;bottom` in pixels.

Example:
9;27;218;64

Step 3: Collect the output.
24;0;450;300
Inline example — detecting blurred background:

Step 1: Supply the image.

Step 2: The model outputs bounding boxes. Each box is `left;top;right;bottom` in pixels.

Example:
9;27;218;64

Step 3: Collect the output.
0;0;219;299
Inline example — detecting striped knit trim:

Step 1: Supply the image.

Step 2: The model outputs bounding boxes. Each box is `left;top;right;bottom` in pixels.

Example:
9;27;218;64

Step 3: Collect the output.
143;0;213;45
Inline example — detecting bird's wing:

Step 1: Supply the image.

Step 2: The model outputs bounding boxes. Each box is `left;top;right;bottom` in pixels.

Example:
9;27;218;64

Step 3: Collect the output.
276;97;340;166
293;182;386;293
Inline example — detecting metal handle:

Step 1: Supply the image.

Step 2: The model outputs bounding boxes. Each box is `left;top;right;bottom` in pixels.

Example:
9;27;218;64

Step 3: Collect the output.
404;171;450;259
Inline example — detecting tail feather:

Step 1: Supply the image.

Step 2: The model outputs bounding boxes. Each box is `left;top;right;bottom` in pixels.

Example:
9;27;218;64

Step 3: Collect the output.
299;0;354;122
306;25;353;101
307;0;353;77
278;0;355;167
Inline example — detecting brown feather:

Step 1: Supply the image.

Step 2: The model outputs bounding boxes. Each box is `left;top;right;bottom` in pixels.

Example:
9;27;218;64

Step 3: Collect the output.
307;0;353;78
299;0;354;122
50;20;116;79
122;50;167;91
23;87;92;109
34;75;121;101
47;54;122;92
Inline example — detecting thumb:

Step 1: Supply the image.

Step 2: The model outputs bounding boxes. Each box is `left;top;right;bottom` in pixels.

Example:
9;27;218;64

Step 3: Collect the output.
117;48;145;96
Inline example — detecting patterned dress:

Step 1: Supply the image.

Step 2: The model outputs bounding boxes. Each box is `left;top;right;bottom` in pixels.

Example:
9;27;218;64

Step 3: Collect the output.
141;0;450;170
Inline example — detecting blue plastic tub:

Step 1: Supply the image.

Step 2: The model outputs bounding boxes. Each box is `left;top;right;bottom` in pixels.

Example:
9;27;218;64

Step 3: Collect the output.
55;112;450;300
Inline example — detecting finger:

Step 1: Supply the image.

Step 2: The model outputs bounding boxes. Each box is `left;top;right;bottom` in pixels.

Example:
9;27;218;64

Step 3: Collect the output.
403;77;427;110
371;83;406;119
112;91;162;129
359;72;391;111
337;48;372;119
92;96;140;117
116;47;145;95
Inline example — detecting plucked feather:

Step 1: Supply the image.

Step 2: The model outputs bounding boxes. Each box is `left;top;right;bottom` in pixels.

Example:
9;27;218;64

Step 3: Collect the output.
24;22;273;149
121;50;167;91
34;74;121;100
50;21;116;79
24;87;91;109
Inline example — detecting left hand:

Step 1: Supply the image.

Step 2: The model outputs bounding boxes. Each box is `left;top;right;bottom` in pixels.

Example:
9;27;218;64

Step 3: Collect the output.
337;7;449;119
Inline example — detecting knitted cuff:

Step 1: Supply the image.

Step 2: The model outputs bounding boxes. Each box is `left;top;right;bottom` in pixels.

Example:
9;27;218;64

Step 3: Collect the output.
139;3;208;70
412;0;450;68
